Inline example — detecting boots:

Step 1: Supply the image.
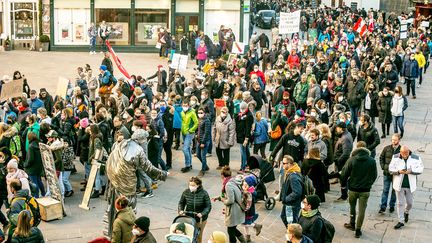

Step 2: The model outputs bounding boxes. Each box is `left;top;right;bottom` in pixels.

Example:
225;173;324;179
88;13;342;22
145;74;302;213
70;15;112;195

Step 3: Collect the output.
100;186;106;196
90;190;100;198
237;235;247;243
254;224;263;236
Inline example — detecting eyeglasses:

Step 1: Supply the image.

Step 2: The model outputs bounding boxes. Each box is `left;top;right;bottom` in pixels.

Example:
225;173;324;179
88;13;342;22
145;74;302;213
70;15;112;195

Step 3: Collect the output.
282;162;289;165
198;112;204;114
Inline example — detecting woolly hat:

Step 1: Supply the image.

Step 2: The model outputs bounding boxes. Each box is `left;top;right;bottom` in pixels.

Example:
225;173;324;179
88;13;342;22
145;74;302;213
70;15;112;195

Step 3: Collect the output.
244;175;257;187
306;195;321;210
134;216;150;232
99;65;107;71
210;231;228;243
125;108;134;118
175;222;186;233
296;109;305;117
7;159;18;170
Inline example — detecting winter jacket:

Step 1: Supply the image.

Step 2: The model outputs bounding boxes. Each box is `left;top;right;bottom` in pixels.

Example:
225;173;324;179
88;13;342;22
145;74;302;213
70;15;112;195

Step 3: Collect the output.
333;130;353;168
11;227;44;243
402;59;419;79
307;139;327;161
201;98;215;122
8;189;31;230
389;152;424;192
29;98;44;114
235;110;254;143
301;158;327;202
197;115;211;145
178;186;212;222
25;122;40;152
293;82;309;105
213;114;236;149
106;137;167;196
111;207;135;243
173;103;183;129
346;80;365;108
391;95;408;117
223;179;244;227
39;94;54;116
377;91;393;124
415;52;426;68
77;128;90;163
196;46;207;61
181;108;199;135
357;124;380;152
24;141;44;176
299;211;324;243
250;88;267;111
379;144;401;177
253;119;269;145
133;232;157;243
340;147;377;192
379;70;399;90
281;172;302;207
307;84;321;103
364;91;379;118
271;132;306;163
0;164;8;199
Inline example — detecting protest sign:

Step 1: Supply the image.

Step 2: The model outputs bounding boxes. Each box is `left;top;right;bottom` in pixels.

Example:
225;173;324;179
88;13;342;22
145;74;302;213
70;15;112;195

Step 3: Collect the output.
170;53;188;71
0;79;23;100
214;98;226;116
308;28;318;41
279;10;301;34
56;77;69;98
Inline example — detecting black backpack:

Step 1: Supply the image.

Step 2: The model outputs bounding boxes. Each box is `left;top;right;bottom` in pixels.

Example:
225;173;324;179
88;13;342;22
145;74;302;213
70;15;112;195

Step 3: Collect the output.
319;216;335;243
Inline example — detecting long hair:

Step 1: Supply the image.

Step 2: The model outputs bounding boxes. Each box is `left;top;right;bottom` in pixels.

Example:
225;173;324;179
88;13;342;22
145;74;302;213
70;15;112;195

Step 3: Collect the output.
14;210;32;238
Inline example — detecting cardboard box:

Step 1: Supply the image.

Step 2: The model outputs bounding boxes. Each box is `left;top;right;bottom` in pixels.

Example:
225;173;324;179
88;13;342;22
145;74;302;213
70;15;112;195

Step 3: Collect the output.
36;197;63;221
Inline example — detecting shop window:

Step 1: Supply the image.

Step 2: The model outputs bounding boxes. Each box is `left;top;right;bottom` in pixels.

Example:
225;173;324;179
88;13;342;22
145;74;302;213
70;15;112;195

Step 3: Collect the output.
134;9;169;46
54;8;90;45
11;2;38;39
95;9;130;45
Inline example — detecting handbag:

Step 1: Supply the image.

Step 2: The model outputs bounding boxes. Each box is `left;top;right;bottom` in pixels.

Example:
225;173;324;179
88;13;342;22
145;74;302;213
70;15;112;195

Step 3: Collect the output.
156;42;161;49
270;125;282;139
62;146;76;170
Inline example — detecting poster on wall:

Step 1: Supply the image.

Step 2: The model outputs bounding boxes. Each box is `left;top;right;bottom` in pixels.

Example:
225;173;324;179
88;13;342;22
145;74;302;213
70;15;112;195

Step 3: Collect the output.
61;25;70;39
74;24;84;41
137;23;167;43
107;22;129;42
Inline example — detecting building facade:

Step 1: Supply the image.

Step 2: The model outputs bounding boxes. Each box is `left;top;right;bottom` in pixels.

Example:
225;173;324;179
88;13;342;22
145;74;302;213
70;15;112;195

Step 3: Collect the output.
1;0;249;52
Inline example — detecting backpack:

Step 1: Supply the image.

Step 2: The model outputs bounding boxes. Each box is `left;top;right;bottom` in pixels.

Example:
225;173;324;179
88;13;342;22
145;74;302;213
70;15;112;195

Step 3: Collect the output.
11;195;41;227
235;184;252;212
318;216;335;243
9;135;22;158
301;174;315;199
108;74;117;86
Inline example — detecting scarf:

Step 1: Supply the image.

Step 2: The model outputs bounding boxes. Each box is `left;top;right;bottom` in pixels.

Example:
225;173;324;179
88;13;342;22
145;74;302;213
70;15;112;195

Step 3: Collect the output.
301;209;319;218
221;176;231;194
284;163;301;181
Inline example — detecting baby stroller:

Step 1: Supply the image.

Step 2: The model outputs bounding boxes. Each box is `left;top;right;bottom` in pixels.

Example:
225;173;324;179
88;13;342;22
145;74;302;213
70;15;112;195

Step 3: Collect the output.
165;213;199;243
247;154;276;210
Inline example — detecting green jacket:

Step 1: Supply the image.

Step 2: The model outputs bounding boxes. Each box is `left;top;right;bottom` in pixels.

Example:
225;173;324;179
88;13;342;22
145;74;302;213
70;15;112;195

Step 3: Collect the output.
293;82;309;104
112;207;135;243
181;108;198;135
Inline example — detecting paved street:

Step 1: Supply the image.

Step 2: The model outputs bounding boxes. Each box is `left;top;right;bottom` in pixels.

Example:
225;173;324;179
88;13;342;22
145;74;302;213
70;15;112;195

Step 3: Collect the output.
1;50;432;242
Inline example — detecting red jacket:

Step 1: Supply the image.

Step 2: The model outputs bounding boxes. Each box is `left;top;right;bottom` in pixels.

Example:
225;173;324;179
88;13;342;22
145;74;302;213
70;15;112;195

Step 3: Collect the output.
287;54;300;69
249;70;266;85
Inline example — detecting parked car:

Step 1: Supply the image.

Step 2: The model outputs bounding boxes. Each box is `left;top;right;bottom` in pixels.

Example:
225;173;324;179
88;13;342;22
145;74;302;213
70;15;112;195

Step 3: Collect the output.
254;10;279;29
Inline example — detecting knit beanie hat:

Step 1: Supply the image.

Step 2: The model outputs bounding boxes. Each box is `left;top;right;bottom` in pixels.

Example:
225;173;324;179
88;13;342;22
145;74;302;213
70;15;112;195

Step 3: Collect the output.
306;195;321;210
244;175;257;187
7;159;18;170
100;65;107;71
135;216;150;232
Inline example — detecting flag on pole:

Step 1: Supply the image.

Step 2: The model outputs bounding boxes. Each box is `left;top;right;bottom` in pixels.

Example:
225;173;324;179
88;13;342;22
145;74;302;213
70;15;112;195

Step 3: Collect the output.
105;40;131;79
353;17;368;37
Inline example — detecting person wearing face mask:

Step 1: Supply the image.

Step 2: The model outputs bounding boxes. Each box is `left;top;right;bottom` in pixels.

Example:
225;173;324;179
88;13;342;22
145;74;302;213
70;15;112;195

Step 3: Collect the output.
161;100;174;170
211;72;226;100
285;223;313;243
150;109;167;171
36;107;51;125
414;48;426;88
298;195;327;243
333;122;353;201
377;87;393;139
172;96;183;150
214;107;235;170
111;196;135;243
131;216;157;243
180;100;199;173
235;102;254;172
363;84;379;125
196;108;211;176
178;176;212;243
357;114;381;159
401;52;419;99
38;88;53;116
249;65;266;86
122;108;135;134
346;70;365;125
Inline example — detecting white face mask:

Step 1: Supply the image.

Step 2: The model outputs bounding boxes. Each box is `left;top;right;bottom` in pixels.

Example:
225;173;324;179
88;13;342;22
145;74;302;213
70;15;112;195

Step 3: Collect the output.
132;126;137;132
132;228;141;236
338;96;343;102
182;107;188;112
310;112;317;117
285;234;290;241
122;114;128;119
198;114;204;118
189;186;198;192
151;115;157;120
301;201;305;209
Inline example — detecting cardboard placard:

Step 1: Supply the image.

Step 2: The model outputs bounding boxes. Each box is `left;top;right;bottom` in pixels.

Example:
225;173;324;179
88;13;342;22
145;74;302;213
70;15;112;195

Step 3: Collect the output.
170;53;189;71
279;10;301;34
56;77;70;98
214;98;226;116
0;79;23;100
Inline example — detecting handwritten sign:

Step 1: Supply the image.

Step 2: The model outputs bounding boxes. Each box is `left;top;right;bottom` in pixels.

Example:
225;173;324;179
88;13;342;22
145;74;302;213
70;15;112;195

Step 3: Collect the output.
0;79;23;100
279;11;301;34
170;53;189;71
56;77;69;98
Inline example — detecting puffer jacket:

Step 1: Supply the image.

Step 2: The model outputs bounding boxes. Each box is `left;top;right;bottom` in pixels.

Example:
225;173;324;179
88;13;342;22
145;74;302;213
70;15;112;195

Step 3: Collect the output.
106;137;167;196
181;108;199;135
178;186;212;222
213;114;236;149
357;124;380;152
253;119;269;145
340;147;377;192
391;95;408;117
377;91;393;124
11;227;44;243
402;59;419;79
293;82;309;104
379;144;401;177
197;115;211;145
281;172;302;207
334;130;353;168
111;207;135;243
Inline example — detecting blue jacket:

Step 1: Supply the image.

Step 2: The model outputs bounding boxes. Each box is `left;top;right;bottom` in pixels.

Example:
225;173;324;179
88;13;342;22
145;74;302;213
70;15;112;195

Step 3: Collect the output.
197;115;212;144
29;98;44;114
99;70;112;86
346;32;355;43
173;103;183;129
281;172;303;207
318;33;330;42
152;116;165;138
402;59;419;79
253;119;269;144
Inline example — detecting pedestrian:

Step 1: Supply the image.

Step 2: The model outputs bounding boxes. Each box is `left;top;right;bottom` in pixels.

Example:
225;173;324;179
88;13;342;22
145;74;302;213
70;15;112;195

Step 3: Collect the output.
390;86;408;138
160;100;174;170
377;87;393;139
88;22;97;54
24;132;45;198
414;48;426;87
196;41;208;69
213;107;236;169
111;196;134;243
379;133;401;214
150;109;167;171
252;111;268;159
87;125;104;198
357;114;380;158
131;216;157;243
389;146;424;229
401;52;419;99
340;142;377;238
196;107;211;176
178;176;212;243
333;122;353;201
298;195;325;243
285;223;313;243
221;175;246;243
10;210;44;243
235;102;254;172
280;155;303;227
241;175;262;242
180;100;199;173
270;123;306;165
301;148;327;202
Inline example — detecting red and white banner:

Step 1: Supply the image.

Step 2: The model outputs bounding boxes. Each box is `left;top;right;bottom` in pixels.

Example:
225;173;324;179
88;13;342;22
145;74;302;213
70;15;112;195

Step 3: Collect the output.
105;40;131;79
353;17;368;37
232;42;245;54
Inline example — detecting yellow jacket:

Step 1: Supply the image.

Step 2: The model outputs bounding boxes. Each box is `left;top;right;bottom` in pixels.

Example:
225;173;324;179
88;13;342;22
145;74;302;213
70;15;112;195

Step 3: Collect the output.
415;53;426;68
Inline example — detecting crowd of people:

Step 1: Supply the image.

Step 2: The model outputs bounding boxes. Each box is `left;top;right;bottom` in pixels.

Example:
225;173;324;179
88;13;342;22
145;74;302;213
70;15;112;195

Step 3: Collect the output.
0;1;429;243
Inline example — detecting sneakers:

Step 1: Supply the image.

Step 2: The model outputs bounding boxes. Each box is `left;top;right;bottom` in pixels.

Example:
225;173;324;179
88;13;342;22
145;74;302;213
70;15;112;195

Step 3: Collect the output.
90;190;100;198
404;212;409;223
198;170;205;177
206;154;212;157
417;84;421;88
394;222;404;229
142;192;154;198
389;207;395;213
181;166;192;173
412;96;416;99
335;196;347;202
355;229;362;238
379;208;385;214
254;224;263;236
344;223;355;231
64;190;74;197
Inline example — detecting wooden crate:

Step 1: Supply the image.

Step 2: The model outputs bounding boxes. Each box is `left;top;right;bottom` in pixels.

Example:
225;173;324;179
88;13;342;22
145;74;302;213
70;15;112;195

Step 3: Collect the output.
36;197;63;222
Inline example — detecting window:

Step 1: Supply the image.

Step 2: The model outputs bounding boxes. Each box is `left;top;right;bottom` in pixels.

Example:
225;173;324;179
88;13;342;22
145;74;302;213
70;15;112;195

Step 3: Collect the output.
11;2;38;39
135;9;168;45
95;9;130;45
54;9;90;45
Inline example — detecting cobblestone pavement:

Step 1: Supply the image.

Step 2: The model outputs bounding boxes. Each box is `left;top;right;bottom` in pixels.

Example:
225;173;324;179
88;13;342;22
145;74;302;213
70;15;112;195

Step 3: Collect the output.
1;51;432;242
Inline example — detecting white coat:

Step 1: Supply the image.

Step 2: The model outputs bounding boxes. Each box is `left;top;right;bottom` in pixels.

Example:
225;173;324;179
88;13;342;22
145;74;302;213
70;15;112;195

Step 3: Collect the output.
388;153;423;192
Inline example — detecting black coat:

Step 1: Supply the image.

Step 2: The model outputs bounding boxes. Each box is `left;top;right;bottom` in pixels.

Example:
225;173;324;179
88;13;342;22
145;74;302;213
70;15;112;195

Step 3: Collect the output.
235;110;254;143
24;141;44;176
377;92;393;124
250;88;268;111
340;147;378;192
357;124;380;152
364;91;379;118
299;212;324;243
346;80;365;108
301;159;327;202
102;57;114;75
178;186;212;222
379;144;401;177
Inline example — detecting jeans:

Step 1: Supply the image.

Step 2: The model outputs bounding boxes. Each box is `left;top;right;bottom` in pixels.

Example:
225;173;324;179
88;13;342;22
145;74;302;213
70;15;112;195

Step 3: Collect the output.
348;191;370;229
89;37;96;52
173;128;181;147
380;175;396;209
198;60;206;68
182;133;195;167
239;143;250;170
396;188;413;223
28;175;45;198
393;116;404;137
419;68;423;85
196;140;210;171
405;78;416;96
85;162;91;180
281;204;300;227
157;138;167;171
216;147;230;167
350;106;360;125
136;169;153;193
58;172;64;196
62;171;73;192
227;226;243;243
